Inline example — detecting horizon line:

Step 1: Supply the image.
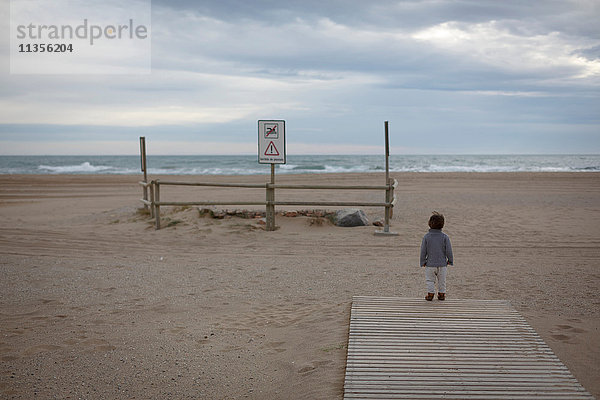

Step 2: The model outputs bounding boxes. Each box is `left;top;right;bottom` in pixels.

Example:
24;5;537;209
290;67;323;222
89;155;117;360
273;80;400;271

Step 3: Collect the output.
1;153;599;157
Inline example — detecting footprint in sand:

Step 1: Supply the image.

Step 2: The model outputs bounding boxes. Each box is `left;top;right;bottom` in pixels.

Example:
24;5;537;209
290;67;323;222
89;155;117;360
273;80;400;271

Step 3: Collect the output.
551;334;571;342
80;338;116;353
297;360;332;375
551;324;586;343
298;365;316;374
169;326;187;334
555;324;585;333
22;344;62;356
262;341;287;354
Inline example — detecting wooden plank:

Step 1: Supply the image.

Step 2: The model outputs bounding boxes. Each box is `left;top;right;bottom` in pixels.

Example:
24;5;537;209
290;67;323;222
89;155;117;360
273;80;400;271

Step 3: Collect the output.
272;183;390;190
345;393;593;398
157;181;266;188
343;297;594;400
155;201;266;206
344;396;592;400
346;355;561;361
345;376;584;383
273;201;389;207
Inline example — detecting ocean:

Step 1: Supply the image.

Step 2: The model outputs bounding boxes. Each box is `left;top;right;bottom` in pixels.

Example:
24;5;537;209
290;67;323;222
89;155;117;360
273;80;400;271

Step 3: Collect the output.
0;154;598;175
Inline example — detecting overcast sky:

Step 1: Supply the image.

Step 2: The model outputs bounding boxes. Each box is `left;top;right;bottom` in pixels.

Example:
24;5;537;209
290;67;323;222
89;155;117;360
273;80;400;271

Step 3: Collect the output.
1;0;599;155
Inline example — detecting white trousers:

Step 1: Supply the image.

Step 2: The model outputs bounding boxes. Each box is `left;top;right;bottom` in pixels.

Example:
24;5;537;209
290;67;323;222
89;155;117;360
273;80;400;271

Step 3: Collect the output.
425;266;447;293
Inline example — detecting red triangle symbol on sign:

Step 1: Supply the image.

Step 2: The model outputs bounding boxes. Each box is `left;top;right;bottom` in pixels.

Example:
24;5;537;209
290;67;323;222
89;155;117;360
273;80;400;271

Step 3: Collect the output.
264;141;280;156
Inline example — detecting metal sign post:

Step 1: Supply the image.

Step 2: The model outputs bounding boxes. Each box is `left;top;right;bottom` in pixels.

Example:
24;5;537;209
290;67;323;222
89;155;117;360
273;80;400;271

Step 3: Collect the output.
258;120;286;231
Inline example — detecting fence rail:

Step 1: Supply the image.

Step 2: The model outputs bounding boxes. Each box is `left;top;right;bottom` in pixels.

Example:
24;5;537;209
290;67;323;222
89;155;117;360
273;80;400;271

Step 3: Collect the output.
157;181;267;188
139;178;397;232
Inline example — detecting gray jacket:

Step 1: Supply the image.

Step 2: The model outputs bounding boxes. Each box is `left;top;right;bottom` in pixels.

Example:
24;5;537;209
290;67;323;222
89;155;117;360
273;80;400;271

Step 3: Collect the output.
420;229;453;267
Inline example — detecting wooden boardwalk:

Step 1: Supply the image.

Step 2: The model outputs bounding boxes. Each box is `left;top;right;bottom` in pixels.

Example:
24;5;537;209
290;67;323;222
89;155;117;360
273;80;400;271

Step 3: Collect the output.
344;296;594;399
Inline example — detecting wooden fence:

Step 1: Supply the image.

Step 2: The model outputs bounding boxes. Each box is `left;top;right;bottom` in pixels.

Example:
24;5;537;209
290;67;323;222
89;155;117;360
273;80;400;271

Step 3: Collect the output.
139;178;398;232
138;124;398;234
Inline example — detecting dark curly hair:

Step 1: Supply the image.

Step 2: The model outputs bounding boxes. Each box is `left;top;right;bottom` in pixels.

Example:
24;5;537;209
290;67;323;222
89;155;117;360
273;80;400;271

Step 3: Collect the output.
428;211;445;229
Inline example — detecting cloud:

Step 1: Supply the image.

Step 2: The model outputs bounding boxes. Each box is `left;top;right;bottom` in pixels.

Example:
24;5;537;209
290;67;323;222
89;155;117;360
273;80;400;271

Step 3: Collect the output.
1;0;599;155
412;20;600;82
147;3;599;95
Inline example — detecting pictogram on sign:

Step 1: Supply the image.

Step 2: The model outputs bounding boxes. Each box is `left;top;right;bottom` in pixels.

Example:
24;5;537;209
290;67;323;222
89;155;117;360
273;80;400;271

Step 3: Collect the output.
264;141;279;156
265;124;278;139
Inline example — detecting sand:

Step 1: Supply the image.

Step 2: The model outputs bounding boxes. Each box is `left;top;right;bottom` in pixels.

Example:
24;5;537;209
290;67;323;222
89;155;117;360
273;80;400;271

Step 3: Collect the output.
0;172;598;399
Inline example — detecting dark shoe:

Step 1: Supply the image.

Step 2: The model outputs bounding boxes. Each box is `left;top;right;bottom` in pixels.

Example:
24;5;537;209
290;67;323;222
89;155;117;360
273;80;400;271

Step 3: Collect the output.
438;293;445;301
425;293;434;301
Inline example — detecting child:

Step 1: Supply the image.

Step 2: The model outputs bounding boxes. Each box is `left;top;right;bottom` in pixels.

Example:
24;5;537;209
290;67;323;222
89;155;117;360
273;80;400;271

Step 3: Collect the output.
420;211;453;301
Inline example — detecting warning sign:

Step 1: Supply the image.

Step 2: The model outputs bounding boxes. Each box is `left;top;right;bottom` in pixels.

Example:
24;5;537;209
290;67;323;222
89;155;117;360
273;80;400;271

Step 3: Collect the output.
264;141;279;156
258;120;286;164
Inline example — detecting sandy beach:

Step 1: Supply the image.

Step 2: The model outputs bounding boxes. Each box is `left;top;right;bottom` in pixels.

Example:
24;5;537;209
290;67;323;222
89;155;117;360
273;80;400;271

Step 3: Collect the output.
0;172;599;399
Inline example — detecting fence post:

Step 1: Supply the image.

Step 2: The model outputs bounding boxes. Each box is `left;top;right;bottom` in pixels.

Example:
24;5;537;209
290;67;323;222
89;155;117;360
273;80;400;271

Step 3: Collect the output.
384;121;391;233
384;181;391;233
140;137;148;210
149;180;155;218
154;180;161;230
389;180;395;220
375;121;398;236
